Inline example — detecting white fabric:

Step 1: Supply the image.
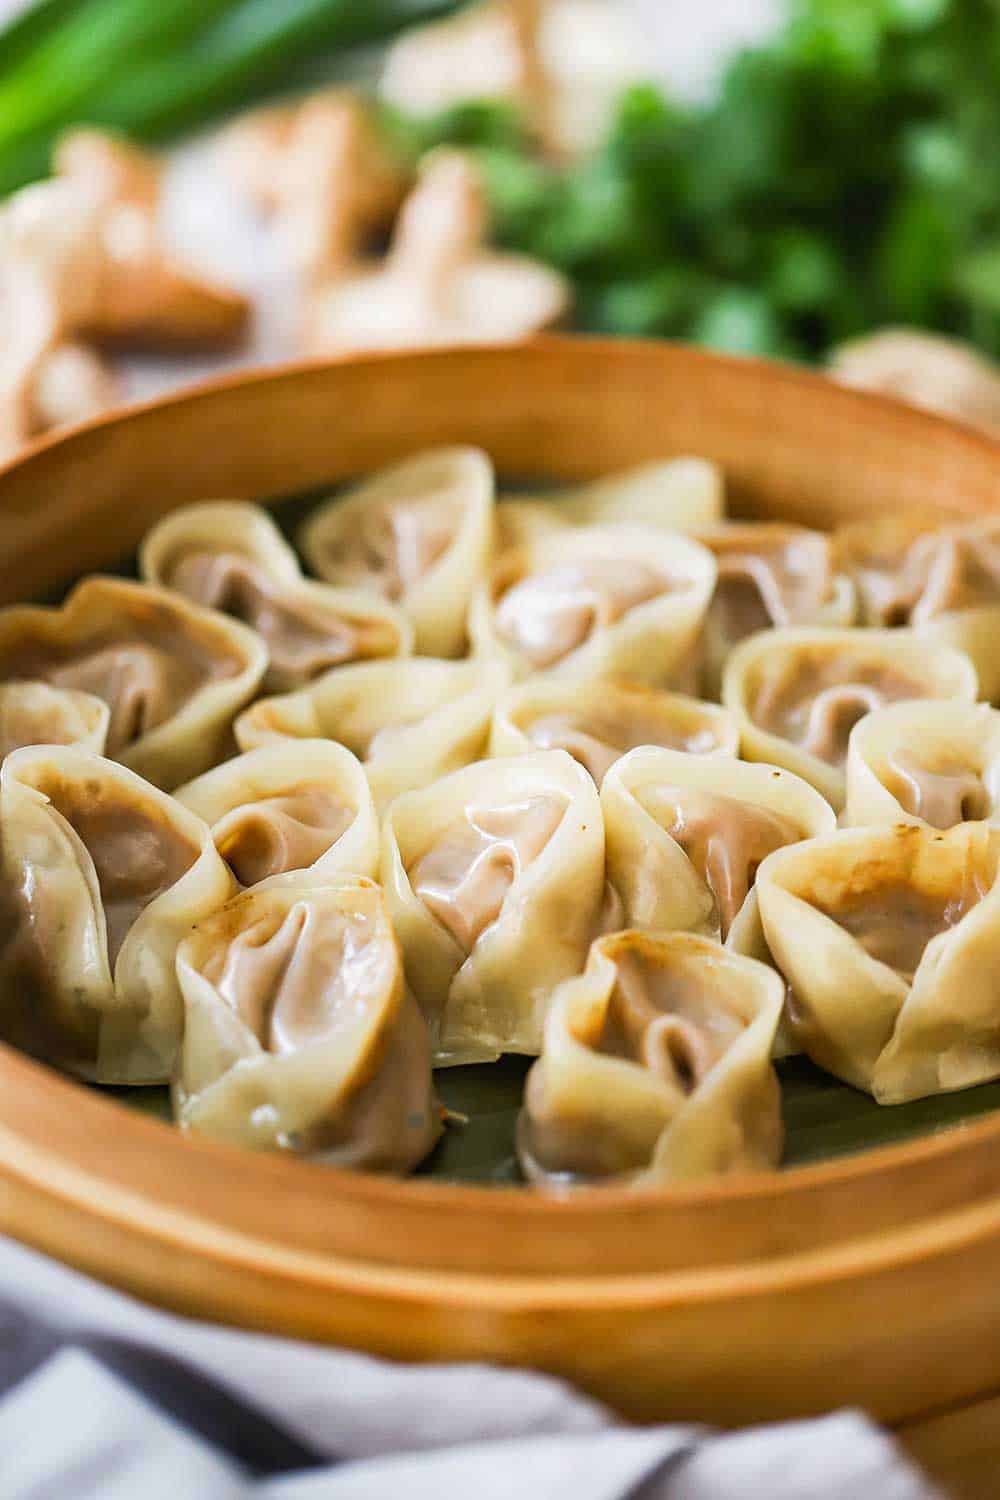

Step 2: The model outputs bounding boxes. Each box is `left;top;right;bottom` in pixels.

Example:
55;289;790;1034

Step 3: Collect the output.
0;1237;940;1499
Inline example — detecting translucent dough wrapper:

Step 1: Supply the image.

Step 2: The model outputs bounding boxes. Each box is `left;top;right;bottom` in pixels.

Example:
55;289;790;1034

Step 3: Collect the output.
693;523;856;699
918;607;1000;708
470;524;716;688
235;657;510;813
756;822;1000;1102
496;458;725;548
489;677;739;785
0;745;235;1082
0;576;268;790
174;876;441;1170
0;681;110;758
601;745;835;944
518;929;784;1188
381;749;605;1063
175;740;378;887
844;700;1000;831
142;499;412;692
299;447;495;658
835;514;1000;628
722;626;978;811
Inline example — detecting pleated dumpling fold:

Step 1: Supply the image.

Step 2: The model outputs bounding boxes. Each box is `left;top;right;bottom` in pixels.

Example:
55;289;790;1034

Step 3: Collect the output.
694;523;855;698
844;700;1000;830
601;746;836;948
722;626;978;809
381;750;606;1063
470;525;716;688
0;576;268;789
0;745;234;1083
142;499;412;692
756;822;1000;1102
518;929;784;1188
299;447;494;658
0;681;110;758
175;740;378;887
496;457;725;548
235;657;510;812
489;677;738;785
174;876;441;1170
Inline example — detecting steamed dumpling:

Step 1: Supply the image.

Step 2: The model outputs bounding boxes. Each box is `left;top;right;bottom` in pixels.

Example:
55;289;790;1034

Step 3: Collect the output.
0;745;234;1082
0;681;109;758
601;746;835;946
175;740;378;886
835;514;1000;626
142;500;411;691
381;750;606;1062
299;447;494;658
0;576;268;789
518;929;784;1188
757;822;1000;1102
175;876;441;1168
496;458;725;548
845;701;1000;830
489;678;739;784
470;525;716;687
235;657;510;812
695;523;855;698
723;626;978;808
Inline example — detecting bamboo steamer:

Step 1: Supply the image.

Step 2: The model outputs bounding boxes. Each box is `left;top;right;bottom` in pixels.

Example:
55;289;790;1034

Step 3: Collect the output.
1;339;998;1497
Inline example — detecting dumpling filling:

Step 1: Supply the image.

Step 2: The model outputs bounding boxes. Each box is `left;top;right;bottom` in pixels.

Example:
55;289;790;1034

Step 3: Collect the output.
598;946;745;1091
203;897;390;1054
709;528;834;643
641;783;803;937
520;937;764;1183
308;493;458;599
408;794;567;951
524;707;720;784
838;518;1000;626
212;787;354;887
183;885;441;1168
494;560;674;669
0;768;201;1068
907;525;1000;622
167;548;400;685
811;876;988;983
883;748;991;830
751;653;927;767
0;610;242;756
37;768;200;962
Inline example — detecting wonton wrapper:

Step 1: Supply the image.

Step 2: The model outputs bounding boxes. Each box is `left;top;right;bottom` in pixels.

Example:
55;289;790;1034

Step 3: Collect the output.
518;929;784;1188
0;745;234;1082
601;745;835;946
175;740;378;888
835;514;1000;631
757;822;1000;1103
300;447;494;659
0;576;268;790
235;657;510;813
470;524;716;688
489;677;738;784
142;500;411;692
694;523;855;699
0;681;109;758
174;876;441;1169
381;749;605;1062
496;458;724;548
845;701;1000;831
722;626;978;810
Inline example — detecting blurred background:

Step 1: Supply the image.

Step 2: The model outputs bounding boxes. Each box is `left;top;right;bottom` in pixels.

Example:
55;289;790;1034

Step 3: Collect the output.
3;0;1000;454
